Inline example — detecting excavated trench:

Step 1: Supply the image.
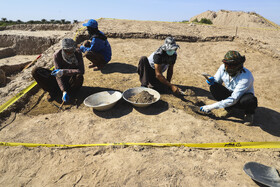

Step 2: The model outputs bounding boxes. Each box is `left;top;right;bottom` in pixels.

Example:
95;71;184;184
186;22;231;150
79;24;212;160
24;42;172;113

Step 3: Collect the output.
0;34;59;58
75;32;235;44
0;35;60;88
0;26;238;119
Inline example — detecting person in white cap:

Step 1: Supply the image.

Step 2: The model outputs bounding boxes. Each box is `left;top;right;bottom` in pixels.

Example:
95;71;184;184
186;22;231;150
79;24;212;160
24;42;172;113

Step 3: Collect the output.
79;19;112;71
137;36;180;94
32;38;84;102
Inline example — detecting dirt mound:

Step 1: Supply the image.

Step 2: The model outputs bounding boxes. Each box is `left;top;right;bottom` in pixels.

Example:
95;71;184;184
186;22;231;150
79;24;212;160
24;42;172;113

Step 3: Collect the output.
128;91;156;103
190;10;278;28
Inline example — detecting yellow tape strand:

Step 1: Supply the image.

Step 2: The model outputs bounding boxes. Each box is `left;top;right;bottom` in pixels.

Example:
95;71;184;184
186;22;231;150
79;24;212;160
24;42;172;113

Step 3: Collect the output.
0;66;55;114
1;142;280;148
0;81;38;113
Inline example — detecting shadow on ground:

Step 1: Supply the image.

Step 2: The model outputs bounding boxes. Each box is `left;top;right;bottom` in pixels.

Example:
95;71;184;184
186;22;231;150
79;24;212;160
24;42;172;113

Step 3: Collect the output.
133;100;169;115
254;107;280;137
92;99;133;119
101;62;137;74
92;97;169;118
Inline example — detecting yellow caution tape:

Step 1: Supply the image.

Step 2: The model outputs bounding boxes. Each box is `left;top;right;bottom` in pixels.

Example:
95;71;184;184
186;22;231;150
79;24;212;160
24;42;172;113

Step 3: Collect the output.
0;66;55;114
1;141;280;148
0;81;38;113
73;26;86;41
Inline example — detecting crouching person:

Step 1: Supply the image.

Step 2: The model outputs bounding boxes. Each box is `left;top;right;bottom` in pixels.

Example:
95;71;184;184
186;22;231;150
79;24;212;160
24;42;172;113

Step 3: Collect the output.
32;38;85;103
200;50;258;125
137;36;180;94
79;19;112;71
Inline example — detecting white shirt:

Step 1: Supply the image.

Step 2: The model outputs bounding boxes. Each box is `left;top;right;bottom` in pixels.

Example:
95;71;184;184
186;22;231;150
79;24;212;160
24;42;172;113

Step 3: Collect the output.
212;64;255;109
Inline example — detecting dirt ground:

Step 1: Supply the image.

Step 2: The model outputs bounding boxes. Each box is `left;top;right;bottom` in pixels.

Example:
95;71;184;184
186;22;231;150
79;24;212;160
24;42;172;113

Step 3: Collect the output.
0;19;280;186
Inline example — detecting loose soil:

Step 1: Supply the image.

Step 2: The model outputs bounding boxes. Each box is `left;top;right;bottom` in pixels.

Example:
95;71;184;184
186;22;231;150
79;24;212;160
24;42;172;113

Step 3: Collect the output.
128;91;156;103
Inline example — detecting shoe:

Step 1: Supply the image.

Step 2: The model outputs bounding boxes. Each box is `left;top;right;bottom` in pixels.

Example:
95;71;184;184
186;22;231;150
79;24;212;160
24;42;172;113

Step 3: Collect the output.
244;114;254;126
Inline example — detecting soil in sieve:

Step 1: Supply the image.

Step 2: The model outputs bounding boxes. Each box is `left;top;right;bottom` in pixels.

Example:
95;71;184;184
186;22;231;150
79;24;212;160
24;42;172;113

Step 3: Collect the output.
128;91;156;103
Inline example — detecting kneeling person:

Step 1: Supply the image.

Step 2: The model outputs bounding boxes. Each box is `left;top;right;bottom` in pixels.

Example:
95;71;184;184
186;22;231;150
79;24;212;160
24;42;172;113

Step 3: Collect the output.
200;50;258;125
32;38;85;102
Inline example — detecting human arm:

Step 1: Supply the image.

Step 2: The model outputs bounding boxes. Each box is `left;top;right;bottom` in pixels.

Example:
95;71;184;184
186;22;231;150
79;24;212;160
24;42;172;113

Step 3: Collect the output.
80;38;106;53
155;64;179;93
201;74;254;112
213;64;225;84
167;64;173;82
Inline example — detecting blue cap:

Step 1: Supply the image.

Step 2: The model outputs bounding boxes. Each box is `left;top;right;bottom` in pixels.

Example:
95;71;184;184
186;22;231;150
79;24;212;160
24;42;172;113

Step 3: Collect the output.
83;19;98;28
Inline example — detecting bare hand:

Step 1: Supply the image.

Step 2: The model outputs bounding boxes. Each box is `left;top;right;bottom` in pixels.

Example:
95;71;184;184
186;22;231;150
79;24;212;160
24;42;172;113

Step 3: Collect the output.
171;85;180;94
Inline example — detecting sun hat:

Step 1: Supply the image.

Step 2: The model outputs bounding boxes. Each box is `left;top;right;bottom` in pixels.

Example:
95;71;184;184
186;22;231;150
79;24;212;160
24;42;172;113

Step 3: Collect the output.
161;36;180;51
222;50;246;76
62;38;76;49
222;50;245;64
83;19;98;28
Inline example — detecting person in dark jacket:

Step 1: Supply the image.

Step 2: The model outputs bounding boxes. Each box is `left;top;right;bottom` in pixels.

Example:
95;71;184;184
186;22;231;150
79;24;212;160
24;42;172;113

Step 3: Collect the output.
137;36;180;94
32;38;84;102
79;19;112;71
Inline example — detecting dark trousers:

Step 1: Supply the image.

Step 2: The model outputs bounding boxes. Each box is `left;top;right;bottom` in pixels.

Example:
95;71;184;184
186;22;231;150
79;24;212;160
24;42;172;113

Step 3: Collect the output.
210;83;258;114
137;56;167;92
85;51;107;69
32;67;83;96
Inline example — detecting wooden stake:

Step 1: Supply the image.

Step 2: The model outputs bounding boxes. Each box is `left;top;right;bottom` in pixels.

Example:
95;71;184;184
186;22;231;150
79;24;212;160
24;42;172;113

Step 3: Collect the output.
23;54;42;70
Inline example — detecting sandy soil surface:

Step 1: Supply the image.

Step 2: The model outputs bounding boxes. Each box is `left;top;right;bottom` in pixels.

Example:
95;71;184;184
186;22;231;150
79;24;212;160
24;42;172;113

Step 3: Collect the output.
0;55;38;65
0;30;70;37
0;18;280;186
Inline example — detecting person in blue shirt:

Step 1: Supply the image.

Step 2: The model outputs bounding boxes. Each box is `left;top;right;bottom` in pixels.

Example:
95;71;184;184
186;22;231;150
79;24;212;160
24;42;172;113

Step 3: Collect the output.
79;19;112;71
200;50;258;125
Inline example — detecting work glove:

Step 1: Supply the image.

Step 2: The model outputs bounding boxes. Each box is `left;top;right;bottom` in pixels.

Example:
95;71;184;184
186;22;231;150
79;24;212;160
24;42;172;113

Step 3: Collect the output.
51;69;64;77
62;91;69;102
79;45;86;53
206;77;215;85
200;102;220;113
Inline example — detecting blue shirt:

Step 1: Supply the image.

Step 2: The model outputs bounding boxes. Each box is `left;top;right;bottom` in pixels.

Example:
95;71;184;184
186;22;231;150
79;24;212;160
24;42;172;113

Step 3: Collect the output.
80;31;112;63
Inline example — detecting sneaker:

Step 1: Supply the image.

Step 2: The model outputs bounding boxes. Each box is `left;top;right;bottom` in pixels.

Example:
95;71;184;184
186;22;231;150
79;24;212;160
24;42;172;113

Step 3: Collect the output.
244;114;254;126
